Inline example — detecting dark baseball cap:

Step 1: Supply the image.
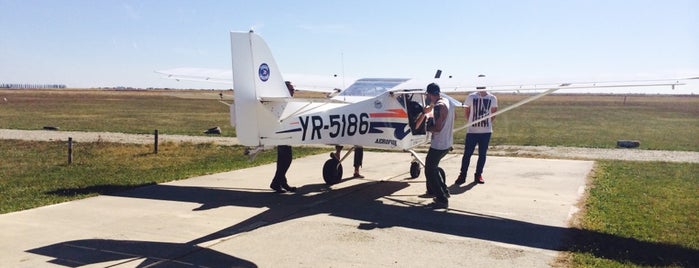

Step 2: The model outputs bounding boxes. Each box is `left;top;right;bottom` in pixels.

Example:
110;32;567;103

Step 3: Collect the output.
426;83;440;94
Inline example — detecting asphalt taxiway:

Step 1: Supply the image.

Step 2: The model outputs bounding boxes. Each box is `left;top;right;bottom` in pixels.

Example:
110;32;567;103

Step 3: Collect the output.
0;151;592;267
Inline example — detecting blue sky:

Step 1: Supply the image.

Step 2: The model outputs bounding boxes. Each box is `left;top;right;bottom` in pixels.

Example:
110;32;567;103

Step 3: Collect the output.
1;0;697;93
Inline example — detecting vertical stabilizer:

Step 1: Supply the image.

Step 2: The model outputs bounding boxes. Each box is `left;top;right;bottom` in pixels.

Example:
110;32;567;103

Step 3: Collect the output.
230;31;289;146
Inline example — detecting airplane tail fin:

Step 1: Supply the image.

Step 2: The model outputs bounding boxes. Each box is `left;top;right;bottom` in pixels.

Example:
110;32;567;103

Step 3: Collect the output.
230;31;290;146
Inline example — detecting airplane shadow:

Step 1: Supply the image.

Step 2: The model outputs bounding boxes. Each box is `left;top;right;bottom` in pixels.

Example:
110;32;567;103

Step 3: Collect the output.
31;180;699;267
27;239;257;268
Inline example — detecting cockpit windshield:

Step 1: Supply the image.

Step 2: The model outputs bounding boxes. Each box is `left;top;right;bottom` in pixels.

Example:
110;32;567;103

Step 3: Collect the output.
337;78;409;97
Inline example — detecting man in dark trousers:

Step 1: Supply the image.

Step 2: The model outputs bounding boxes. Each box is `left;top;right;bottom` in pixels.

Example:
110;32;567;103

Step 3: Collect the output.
270;81;298;193
455;76;498;185
416;83;454;208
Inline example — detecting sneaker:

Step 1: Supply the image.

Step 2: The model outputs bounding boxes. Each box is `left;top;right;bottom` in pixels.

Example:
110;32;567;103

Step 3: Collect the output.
418;192;434;198
475;175;485;184
270;183;286;193
454;173;466;185
281;183;297;192
430;197;448;209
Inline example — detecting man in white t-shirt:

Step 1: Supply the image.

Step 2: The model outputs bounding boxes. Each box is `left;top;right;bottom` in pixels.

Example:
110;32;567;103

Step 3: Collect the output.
455;76;498;185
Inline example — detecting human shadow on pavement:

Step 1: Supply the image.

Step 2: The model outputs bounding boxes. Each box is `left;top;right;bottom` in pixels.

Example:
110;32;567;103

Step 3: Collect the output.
31;180;699;267
447;181;477;195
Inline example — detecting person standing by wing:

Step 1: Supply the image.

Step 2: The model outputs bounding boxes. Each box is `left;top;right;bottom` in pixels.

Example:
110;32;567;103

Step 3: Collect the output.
270;81;299;193
455;75;498;185
416;83;455;209
332;145;364;178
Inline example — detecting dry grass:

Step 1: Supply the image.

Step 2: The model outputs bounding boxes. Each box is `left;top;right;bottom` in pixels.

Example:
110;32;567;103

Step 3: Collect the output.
2;89;697;150
0;89;235;136
451;93;699;151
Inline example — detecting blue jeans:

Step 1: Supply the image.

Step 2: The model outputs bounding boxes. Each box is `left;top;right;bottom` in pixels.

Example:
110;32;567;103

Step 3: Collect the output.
460;133;491;177
426;147;449;202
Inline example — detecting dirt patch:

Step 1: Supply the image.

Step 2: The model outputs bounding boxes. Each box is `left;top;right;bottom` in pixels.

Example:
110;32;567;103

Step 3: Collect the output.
2;129;698;163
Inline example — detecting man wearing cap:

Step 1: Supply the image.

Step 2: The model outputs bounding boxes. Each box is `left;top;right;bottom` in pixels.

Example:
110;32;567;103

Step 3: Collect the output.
455;75;498;185
416;82;454;208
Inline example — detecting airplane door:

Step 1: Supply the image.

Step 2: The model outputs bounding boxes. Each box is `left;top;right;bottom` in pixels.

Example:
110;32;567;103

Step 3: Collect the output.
400;93;427;135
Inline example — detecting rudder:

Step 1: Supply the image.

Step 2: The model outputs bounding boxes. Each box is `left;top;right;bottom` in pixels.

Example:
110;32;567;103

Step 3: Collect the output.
230;31;290;146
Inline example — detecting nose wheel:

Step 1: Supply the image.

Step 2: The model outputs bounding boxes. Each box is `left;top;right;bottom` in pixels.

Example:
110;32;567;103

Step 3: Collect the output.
407;149;425;179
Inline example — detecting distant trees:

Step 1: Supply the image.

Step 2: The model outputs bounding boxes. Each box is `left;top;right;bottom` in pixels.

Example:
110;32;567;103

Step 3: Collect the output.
0;83;66;89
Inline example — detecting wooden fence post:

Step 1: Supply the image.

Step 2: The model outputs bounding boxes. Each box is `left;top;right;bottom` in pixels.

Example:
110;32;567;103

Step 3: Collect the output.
154;129;159;154
68;137;73;164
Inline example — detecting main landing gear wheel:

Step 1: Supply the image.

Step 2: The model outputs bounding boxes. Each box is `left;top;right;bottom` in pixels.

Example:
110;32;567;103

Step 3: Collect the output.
409;162;421;178
322;156;343;185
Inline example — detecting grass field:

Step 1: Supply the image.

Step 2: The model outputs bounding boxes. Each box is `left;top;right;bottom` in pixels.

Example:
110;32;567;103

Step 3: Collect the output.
0;89;236;136
0;139;327;214
452;93;699;151
1;89;698;150
566;160;699;267
1;89;698;267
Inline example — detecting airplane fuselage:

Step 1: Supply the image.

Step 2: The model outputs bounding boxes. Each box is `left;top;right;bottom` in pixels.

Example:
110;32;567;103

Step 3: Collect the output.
269;91;429;150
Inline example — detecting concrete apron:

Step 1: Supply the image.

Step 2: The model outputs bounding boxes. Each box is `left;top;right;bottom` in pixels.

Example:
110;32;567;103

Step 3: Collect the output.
0;151;592;267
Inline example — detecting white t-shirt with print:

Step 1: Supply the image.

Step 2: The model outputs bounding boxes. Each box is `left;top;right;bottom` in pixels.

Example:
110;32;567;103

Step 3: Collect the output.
465;92;498;134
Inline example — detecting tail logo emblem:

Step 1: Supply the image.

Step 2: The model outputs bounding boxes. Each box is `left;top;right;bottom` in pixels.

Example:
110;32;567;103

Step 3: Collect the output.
258;63;270;82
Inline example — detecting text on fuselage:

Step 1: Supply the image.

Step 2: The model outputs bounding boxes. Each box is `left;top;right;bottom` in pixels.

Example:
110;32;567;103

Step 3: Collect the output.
299;113;370;141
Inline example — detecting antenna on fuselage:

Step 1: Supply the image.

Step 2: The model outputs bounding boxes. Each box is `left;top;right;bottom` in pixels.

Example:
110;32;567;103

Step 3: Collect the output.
341;52;345;89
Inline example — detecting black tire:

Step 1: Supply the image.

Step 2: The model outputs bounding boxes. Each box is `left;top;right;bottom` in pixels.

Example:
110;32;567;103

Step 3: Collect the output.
322;158;343;185
410;162;420;178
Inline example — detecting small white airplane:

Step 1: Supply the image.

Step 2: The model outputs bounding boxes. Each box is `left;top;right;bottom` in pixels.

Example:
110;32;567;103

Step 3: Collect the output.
159;30;692;185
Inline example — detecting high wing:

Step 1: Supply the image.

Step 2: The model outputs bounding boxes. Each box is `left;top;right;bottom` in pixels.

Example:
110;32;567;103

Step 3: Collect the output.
390;76;692;117
156;68;352;95
436;79;691;94
395;76;690;96
155;68;232;84
385;75;692;133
